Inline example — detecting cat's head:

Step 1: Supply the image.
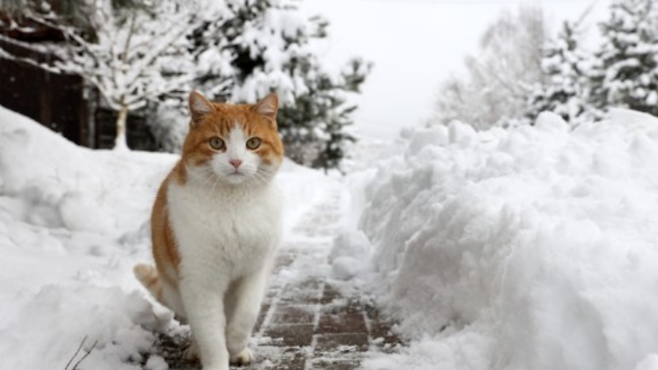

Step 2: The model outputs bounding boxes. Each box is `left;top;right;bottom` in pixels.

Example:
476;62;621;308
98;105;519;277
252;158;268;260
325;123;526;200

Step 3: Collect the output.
180;91;284;187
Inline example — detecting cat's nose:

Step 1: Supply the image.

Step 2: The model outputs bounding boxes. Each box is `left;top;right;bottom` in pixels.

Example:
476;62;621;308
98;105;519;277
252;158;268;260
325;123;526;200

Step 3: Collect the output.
229;159;243;169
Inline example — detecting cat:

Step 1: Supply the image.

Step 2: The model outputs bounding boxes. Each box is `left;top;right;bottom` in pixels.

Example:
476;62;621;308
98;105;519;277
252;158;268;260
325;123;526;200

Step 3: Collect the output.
134;91;284;370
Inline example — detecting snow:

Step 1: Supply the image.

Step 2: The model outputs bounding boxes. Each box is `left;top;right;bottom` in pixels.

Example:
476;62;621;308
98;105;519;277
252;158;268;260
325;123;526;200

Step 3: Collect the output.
344;110;658;370
329;230;370;280
144;355;169;370
5;98;658;370
0;105;329;370
636;355;658;370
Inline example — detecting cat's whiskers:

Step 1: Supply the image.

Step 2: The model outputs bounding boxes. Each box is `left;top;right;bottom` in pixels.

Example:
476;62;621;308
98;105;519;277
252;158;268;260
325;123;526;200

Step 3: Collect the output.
196;165;225;192
253;167;274;186
210;168;223;194
251;172;265;186
195;167;218;188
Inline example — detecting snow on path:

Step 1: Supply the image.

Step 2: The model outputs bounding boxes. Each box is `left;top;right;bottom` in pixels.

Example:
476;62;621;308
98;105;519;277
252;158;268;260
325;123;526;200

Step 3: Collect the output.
253;179;402;370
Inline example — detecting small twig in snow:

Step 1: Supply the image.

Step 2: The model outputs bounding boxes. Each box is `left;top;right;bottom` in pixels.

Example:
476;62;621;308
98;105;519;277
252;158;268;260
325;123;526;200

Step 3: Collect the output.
72;339;98;370
64;336;98;370
64;336;87;370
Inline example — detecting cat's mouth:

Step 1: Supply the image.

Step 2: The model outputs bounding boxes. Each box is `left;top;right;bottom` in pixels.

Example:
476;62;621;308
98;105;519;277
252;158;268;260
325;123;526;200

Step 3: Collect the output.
224;169;249;184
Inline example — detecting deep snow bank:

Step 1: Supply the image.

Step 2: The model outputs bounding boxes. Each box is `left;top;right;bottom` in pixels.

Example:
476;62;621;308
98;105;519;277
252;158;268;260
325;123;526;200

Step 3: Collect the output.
0;106;177;370
355;110;658;370
0;105;329;370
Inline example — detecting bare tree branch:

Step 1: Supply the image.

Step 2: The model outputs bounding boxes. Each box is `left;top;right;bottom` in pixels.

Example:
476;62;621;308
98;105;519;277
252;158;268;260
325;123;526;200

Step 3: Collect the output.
0;46;62;74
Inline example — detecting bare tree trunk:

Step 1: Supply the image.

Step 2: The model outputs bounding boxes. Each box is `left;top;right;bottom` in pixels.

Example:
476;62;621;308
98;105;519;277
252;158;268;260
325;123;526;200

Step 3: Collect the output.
114;104;129;150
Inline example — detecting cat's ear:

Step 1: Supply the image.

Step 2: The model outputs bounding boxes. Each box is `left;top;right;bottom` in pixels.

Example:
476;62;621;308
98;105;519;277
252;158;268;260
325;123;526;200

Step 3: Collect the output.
188;91;215;124
252;93;278;125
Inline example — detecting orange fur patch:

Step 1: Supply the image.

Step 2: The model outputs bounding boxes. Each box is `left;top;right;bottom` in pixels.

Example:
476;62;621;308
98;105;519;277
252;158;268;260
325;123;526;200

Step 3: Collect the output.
151;174;181;286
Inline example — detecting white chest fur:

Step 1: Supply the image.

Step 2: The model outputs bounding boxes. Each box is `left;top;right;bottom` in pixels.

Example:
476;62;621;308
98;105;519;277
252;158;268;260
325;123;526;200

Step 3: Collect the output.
167;179;283;281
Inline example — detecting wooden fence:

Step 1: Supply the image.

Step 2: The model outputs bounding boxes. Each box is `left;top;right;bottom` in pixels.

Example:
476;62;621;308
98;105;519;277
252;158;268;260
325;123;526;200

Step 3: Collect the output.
0;38;157;151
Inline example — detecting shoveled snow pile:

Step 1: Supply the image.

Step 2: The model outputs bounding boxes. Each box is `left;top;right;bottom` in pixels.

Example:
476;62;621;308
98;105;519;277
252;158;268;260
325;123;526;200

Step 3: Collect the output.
0;105;329;370
0;106;177;370
351;110;658;370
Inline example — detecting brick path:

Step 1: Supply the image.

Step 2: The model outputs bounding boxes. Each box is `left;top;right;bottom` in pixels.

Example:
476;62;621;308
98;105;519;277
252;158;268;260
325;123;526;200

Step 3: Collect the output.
155;185;401;370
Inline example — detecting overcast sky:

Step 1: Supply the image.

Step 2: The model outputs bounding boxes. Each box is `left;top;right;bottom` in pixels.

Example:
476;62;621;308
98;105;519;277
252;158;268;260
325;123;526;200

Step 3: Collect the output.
300;0;611;140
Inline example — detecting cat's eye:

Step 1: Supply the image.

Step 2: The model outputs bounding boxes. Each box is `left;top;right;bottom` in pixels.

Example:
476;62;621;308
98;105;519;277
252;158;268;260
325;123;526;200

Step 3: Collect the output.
246;137;262;150
209;136;225;150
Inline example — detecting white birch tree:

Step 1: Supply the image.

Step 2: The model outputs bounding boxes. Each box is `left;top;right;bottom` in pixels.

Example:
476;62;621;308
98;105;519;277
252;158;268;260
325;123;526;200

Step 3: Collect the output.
432;6;547;129
1;0;222;149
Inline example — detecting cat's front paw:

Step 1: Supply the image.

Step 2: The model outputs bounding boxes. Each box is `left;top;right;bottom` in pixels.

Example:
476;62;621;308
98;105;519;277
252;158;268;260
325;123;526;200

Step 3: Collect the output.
230;347;254;366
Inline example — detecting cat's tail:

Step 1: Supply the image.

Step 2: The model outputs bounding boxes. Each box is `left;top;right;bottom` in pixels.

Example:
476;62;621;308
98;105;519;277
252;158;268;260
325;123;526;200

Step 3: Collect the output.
134;263;186;318
133;263;164;303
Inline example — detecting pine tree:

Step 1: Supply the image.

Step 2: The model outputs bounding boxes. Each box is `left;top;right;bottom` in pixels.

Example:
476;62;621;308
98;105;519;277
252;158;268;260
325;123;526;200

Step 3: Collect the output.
525;21;593;125
282;57;369;171
198;0;371;170
590;0;658;117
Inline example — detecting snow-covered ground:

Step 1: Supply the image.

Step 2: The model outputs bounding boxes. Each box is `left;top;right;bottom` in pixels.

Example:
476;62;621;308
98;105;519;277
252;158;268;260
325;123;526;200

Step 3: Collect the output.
339;110;658;370
5;103;658;370
0;105;331;370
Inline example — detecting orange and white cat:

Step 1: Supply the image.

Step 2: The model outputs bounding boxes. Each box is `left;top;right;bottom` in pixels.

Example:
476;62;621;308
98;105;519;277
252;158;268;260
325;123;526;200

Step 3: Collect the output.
134;91;284;370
